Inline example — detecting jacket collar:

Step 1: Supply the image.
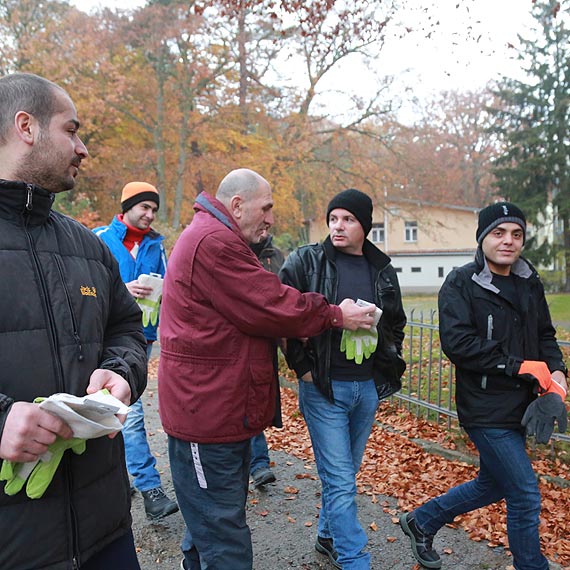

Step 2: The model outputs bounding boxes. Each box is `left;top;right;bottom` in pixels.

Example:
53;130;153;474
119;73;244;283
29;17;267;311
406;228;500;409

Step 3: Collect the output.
472;246;534;293
110;214;163;242
0;179;55;226
322;235;392;270
194;192;246;241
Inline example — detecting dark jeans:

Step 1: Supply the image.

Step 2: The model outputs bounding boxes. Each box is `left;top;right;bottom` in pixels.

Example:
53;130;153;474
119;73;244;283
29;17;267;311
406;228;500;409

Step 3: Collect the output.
250;431;271;474
169;436;252;570
414;427;548;570
81;530;140;569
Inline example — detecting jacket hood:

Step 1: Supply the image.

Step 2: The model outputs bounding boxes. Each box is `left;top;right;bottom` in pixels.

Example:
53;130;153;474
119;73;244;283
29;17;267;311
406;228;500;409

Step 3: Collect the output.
194;191;247;242
472;246;534;293
0;179;55;226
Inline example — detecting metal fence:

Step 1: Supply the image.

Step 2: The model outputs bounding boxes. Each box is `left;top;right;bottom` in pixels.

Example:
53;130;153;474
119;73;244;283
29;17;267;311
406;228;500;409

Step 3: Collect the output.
393;310;570;445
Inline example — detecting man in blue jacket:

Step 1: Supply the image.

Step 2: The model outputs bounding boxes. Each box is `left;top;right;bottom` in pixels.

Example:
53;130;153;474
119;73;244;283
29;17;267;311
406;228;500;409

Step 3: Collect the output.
94;182;178;520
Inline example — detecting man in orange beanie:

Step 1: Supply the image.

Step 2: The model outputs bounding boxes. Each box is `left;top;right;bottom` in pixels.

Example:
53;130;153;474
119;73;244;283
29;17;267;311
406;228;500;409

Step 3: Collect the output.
94;182;178;520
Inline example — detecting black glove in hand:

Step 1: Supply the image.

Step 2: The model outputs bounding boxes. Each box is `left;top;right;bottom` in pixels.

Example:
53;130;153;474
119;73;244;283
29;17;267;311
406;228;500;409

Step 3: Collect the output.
521;393;568;444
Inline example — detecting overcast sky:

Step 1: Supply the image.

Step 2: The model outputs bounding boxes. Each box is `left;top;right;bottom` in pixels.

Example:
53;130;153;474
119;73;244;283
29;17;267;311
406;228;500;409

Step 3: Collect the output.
70;0;537;122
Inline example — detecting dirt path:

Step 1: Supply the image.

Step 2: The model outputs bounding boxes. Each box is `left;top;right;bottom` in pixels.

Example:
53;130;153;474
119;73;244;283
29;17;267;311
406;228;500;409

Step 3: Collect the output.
130;374;549;570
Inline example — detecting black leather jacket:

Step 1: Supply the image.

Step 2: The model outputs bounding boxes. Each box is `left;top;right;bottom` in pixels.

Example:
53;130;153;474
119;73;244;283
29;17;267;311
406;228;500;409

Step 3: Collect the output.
0;180;147;569
439;248;566;428
280;237;406;402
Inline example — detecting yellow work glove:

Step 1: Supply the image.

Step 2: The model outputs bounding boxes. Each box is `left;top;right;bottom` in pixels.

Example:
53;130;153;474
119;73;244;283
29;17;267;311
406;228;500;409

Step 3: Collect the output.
1;437;86;499
340;328;378;365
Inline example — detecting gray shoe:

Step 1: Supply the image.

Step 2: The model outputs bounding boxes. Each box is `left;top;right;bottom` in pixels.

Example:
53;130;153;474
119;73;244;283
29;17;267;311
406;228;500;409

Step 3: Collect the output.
399;512;442;569
141;486;179;520
315;536;341;569
252;467;276;488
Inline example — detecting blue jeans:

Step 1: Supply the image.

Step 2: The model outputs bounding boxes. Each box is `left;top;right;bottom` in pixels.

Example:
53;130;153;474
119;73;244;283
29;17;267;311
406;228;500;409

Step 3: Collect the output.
169;436;252;570
123;342;161;491
250;432;270;474
299;379;379;570
414;427;548;570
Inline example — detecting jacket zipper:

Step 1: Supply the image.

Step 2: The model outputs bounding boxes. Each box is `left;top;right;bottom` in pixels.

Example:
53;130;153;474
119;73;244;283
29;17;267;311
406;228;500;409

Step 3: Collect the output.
54;255;85;362
481;314;493;389
23;186;81;567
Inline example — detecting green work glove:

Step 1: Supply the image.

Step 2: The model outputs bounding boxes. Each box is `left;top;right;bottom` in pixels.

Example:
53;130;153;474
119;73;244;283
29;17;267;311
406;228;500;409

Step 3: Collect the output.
1;438;86;499
26;437;86;499
137;297;160;327
1;458;40;496
340;328;378;365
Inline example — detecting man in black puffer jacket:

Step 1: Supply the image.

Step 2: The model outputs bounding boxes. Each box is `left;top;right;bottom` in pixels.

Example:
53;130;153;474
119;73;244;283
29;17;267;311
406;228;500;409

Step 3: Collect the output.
0;73;147;569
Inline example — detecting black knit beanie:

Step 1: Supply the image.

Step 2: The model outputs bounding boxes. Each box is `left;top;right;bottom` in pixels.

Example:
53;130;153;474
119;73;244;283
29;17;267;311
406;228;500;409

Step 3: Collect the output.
476;202;526;244
326;188;373;236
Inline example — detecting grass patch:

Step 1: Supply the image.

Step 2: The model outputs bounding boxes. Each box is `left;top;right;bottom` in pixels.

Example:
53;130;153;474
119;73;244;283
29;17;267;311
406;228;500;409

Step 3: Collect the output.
405;293;570;332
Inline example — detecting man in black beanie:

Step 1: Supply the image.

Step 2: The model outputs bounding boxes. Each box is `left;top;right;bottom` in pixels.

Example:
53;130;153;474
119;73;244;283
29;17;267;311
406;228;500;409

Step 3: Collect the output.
400;201;568;570
280;188;407;569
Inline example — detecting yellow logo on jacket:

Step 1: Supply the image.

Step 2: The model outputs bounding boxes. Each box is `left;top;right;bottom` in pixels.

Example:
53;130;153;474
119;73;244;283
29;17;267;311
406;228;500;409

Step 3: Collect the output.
80;286;97;298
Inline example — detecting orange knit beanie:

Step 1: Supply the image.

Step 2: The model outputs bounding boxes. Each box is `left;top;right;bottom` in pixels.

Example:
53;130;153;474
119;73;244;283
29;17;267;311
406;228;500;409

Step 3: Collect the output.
120;182;160;213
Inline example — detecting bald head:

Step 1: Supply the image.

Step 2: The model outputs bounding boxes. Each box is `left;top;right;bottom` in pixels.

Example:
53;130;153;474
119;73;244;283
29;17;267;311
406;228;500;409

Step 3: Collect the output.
216;168;270;204
216;168;274;244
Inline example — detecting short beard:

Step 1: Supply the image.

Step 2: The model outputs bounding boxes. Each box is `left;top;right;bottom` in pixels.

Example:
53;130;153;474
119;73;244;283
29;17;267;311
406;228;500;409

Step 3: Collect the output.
14;135;76;194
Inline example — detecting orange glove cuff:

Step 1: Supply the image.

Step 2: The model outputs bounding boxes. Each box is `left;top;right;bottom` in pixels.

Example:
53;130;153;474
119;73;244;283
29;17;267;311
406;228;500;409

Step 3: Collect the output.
518;360;552;391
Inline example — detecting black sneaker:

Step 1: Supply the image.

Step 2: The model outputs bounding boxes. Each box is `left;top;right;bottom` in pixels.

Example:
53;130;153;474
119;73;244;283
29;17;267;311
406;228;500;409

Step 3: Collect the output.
399;512;442;569
315;536;341;569
141;486;179;520
252;467;276;488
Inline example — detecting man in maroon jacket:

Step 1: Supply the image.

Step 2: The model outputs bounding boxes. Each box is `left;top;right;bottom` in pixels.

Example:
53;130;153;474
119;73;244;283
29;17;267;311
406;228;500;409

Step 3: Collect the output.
158;168;376;570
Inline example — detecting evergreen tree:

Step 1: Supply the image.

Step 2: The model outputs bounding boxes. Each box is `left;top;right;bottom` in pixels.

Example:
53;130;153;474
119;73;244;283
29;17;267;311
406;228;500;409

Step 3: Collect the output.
490;0;570;290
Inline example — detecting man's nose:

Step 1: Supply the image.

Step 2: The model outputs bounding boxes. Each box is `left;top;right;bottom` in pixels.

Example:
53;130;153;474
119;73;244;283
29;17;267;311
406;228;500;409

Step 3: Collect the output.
266;210;274;226
76;137;88;158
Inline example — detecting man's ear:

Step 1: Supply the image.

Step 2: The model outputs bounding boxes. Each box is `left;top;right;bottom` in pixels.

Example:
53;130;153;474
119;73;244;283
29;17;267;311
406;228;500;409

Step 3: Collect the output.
230;195;243;218
13;111;38;145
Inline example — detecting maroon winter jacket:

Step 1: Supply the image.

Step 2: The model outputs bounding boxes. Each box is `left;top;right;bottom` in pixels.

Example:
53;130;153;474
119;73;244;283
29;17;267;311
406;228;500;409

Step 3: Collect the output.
158;192;342;443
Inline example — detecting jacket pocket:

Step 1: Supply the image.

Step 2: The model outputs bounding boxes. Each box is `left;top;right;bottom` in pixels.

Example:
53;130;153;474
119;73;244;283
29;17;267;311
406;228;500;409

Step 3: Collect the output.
244;363;275;431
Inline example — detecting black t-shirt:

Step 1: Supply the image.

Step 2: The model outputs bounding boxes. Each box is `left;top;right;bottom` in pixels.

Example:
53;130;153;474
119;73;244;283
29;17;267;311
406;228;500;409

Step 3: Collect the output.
491;272;520;312
330;251;376;381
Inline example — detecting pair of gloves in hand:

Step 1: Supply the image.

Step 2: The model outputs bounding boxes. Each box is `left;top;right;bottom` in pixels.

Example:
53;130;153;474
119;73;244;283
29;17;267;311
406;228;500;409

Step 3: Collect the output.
340;329;378;364
1;389;127;499
0;438;86;499
136;273;163;327
518;360;568;444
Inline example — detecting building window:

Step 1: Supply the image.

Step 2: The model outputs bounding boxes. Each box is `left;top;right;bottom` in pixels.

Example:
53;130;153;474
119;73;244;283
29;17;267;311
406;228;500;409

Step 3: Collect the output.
405;221;418;242
411;267;421;273
395;267;402;273
371;223;385;244
438;267;444;278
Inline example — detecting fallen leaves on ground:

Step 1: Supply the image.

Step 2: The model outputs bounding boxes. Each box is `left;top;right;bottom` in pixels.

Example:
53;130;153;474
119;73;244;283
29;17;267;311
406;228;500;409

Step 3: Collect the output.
267;387;570;568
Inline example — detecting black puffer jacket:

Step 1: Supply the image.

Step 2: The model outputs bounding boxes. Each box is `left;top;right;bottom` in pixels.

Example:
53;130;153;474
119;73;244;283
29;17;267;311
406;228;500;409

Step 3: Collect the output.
438;248;566;429
280;237;406;402
0;180;147;569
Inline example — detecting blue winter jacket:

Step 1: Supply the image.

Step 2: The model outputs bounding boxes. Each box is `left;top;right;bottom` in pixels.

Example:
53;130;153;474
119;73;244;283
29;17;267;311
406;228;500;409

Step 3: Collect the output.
94;216;167;341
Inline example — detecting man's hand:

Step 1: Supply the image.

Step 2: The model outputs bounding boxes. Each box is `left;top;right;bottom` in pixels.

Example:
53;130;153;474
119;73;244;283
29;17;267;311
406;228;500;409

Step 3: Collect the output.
125;279;153;300
338;299;376;331
0;402;73;463
87;369;131;406
552;370;568;395
87;369;132;438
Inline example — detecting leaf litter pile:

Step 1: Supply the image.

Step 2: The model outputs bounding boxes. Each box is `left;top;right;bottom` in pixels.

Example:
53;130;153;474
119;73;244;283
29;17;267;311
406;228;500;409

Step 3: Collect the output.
267;386;570;568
